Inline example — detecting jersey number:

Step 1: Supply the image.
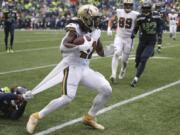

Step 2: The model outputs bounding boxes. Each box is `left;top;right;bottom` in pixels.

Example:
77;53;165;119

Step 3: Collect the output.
119;17;132;29
170;17;176;20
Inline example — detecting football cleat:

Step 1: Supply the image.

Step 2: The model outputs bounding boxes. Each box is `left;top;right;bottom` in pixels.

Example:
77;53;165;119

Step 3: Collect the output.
10;49;14;53
119;68;126;79
6;49;10;53
109;76;116;83
26;112;40;134
83;114;105;130
157;48;161;54
130;77;138;87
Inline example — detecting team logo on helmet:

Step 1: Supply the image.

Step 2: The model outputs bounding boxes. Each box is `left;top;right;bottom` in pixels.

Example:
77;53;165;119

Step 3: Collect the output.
123;0;134;13
77;4;101;30
141;2;152;16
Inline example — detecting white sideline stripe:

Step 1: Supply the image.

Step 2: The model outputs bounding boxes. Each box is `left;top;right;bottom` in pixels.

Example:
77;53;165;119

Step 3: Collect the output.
0;56;171;75
34;79;180;135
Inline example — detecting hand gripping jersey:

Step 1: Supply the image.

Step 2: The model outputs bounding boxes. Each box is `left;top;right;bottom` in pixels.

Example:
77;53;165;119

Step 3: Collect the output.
168;13;178;25
116;9;139;37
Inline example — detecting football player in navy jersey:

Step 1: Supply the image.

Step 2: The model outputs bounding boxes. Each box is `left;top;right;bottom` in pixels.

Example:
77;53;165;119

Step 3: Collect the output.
2;1;17;53
153;3;165;53
0;86;27;119
130;2;161;87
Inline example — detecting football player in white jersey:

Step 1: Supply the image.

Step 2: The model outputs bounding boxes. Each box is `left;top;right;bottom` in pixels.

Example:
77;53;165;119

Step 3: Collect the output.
107;0;139;82
168;9;178;40
26;5;112;134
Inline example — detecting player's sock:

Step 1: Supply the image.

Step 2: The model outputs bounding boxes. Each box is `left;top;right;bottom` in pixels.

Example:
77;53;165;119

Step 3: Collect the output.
38;95;73;118
119;61;127;79
88;85;111;117
110;54;119;82
136;61;146;78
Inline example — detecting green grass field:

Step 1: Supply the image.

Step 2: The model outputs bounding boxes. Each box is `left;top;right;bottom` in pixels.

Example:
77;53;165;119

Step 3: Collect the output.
0;30;180;135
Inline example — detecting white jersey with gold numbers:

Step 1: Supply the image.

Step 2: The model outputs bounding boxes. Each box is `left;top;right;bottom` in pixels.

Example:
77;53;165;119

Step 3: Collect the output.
116;9;139;37
168;13;178;25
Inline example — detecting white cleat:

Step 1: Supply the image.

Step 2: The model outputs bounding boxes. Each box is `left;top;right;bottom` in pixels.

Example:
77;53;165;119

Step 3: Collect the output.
83;114;105;130
26;112;40;134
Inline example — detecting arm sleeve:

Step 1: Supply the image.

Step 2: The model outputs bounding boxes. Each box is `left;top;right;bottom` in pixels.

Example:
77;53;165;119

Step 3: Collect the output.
133;18;140;35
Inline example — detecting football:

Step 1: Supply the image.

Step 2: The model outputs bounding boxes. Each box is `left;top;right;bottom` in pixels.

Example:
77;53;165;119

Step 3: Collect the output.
73;36;91;45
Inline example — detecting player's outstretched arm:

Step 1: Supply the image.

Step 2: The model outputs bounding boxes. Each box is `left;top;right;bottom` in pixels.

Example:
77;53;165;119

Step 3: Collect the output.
107;16;116;36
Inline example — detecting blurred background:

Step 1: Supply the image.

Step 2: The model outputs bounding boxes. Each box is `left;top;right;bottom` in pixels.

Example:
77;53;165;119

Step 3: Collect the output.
0;0;179;30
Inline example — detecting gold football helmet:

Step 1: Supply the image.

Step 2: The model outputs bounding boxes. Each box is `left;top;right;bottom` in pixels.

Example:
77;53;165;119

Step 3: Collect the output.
77;4;101;30
123;0;134;13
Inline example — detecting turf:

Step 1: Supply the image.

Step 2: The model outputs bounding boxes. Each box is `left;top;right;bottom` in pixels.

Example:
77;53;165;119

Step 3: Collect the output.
0;30;179;135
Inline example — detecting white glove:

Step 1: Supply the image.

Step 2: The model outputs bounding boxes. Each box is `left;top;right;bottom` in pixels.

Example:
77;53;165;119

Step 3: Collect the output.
22;91;34;100
107;27;112;36
78;36;93;51
91;29;101;42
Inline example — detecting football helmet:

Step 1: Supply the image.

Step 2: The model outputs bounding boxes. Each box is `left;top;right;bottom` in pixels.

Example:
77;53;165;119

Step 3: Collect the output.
155;2;161;12
11;86;28;95
123;0;134;13
77;4;101;30
141;2;152;16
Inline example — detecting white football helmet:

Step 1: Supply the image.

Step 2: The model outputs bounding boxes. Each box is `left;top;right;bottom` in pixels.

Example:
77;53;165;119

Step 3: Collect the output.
123;0;134;13
77;4;101;30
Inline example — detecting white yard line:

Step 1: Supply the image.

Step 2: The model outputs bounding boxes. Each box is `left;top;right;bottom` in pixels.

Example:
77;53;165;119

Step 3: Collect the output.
0;64;56;75
0;56;171;76
0;47;58;55
0;43;176;55
0;43;179;55
34;79;180;135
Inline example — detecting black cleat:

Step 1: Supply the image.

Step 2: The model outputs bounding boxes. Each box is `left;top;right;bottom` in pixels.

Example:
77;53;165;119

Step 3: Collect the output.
130;77;138;87
109;76;115;83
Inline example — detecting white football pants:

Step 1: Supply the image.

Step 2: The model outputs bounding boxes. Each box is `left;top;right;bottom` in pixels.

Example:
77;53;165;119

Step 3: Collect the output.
169;25;177;38
111;35;133;78
39;64;112;118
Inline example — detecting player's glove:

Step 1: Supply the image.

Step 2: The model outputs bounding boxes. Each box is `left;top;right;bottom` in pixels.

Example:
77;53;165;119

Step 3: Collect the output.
91;29;101;42
78;36;93;51
107;27;112;36
22;91;33;100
